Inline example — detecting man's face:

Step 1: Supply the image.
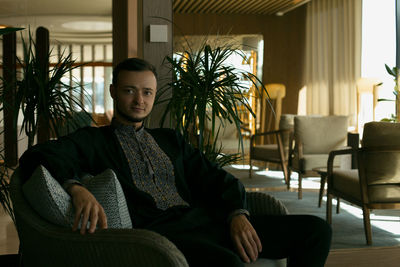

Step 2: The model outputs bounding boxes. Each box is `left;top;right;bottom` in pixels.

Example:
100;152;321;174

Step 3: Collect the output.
110;70;157;127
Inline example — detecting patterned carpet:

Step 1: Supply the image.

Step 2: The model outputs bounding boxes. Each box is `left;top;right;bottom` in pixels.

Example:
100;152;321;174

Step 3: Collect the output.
224;165;400;249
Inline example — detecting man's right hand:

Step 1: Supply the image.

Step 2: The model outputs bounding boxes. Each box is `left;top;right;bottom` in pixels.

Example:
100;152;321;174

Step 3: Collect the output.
67;184;108;234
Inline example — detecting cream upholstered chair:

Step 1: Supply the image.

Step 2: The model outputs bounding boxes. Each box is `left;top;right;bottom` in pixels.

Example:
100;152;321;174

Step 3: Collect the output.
249;114;295;188
290;115;350;199
326;121;400;245
10;168;288;267
209;118;251;155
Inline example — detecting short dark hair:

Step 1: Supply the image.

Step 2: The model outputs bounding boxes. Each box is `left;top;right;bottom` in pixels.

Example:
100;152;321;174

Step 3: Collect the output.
112;58;157;85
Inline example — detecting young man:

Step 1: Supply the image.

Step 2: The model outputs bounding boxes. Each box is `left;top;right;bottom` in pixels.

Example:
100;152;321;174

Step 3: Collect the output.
20;58;331;267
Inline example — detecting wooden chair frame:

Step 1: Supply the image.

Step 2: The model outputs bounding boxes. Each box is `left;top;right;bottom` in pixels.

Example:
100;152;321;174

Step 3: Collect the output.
326;146;400;245
249;129;292;189
289;135;333;200
289;128;352;200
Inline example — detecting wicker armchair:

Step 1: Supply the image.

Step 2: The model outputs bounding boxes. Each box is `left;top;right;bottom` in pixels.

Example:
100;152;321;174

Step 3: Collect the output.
10;168;288;267
249;114;295;188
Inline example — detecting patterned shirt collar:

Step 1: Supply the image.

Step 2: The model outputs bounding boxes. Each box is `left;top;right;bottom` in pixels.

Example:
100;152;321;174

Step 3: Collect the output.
111;118;145;138
113;119;189;210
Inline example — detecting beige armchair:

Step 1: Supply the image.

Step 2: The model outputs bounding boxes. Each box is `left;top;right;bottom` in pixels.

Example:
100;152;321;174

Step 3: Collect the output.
249;114;295;188
326;121;400;245
10;168;288;267
290;115;350;199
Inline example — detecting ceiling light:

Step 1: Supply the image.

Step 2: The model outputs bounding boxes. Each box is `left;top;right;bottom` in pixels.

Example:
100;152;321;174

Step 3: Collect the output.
61;21;112;31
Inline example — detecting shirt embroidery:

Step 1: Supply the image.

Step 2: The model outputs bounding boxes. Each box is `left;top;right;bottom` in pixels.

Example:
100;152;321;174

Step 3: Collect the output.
114;123;189;210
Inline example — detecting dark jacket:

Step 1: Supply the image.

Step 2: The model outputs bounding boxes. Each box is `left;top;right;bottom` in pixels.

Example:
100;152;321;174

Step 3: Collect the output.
19;126;247;230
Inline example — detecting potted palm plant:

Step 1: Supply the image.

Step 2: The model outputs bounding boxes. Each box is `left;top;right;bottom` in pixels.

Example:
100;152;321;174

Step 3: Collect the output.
0;29;90;222
157;41;268;166
0;27;91;266
15;32;91;148
378;64;399;122
0;27;24;223
0;26;25;266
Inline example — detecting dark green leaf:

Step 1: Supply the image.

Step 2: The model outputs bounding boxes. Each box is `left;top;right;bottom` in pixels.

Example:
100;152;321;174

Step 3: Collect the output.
385;64;396;77
158;40;270;164
0;27;24;35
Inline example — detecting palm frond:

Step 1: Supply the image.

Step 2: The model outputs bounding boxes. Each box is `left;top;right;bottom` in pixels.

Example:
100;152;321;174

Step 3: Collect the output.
10;31;91;148
0;30;93;223
158;41;270;166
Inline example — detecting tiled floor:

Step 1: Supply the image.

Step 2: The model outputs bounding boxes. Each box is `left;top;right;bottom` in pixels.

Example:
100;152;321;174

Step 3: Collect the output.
0;207;19;255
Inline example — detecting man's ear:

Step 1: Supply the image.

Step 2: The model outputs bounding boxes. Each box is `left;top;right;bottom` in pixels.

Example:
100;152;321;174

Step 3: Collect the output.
110;84;116;99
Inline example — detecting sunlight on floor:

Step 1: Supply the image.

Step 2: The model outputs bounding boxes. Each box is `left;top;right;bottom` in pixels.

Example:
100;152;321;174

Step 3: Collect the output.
231;164;400;240
230;164;254;170
230;164;322;189
322;197;400;239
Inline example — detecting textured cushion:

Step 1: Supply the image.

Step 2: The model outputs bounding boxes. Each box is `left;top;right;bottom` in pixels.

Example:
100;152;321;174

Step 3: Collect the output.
361;121;400;186
294;115;348;154
22;165;132;229
23;165;74;227
331;169;361;200
251;144;283;161
363;152;400;185
246;192;289;216
368;185;400;202
332;170;400;203
362;121;400;147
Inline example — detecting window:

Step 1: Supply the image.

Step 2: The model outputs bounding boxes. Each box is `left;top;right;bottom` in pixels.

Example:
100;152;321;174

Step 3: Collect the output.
361;0;396;122
49;43;113;115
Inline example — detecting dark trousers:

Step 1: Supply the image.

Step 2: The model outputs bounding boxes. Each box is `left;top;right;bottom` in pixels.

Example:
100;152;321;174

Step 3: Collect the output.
155;214;332;267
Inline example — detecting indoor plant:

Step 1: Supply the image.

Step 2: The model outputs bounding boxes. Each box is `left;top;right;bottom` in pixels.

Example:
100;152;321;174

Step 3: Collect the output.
0;27;24;35
157;41;268;166
378;64;399;122
14;31;91;148
0;27;25;224
0;29;90;222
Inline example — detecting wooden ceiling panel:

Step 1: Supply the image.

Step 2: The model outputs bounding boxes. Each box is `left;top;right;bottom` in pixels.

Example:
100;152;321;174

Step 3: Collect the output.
173;0;311;15
201;0;221;13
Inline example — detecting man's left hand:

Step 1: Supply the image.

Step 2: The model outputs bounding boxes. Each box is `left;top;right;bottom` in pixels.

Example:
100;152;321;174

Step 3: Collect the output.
230;214;262;263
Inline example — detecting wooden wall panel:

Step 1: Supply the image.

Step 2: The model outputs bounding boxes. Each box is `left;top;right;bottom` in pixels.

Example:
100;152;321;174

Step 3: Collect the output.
112;0;173;128
112;0;141;66
142;0;173;128
142;0;173;89
173;0;306;15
